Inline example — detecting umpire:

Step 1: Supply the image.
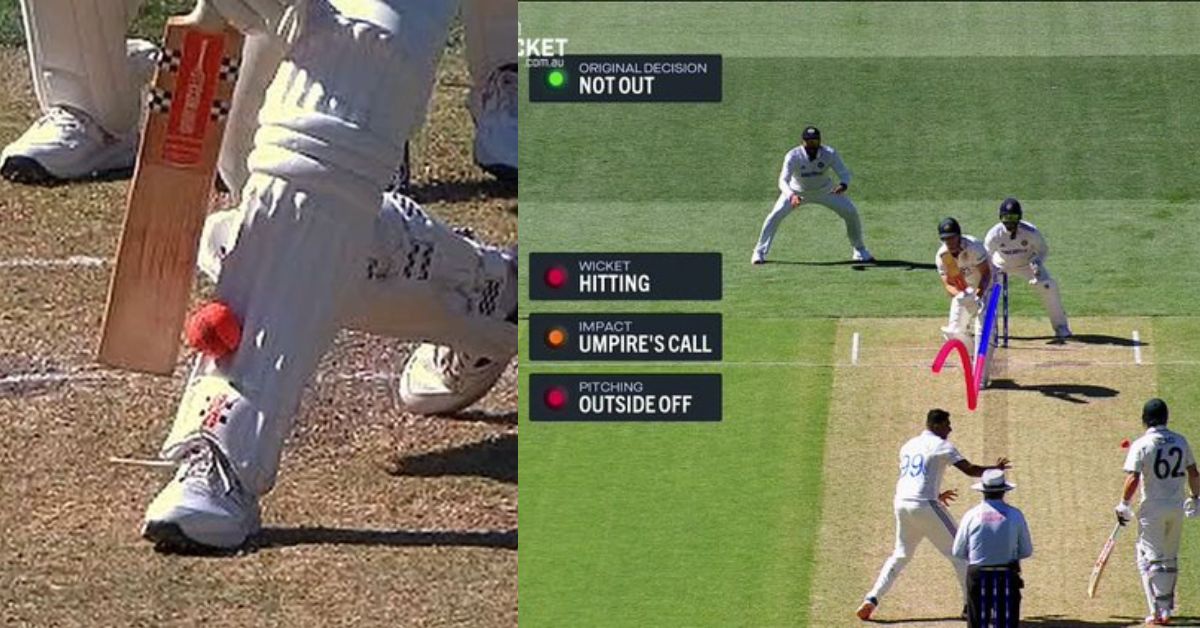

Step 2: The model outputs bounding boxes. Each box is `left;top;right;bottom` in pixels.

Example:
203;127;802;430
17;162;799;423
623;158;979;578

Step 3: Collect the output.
952;469;1033;627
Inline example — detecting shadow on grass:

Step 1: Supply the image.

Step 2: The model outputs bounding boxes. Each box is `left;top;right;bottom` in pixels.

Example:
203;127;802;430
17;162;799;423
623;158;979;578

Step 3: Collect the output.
444;409;517;425
409;178;516;204
867;617;961;625
1023;615;1184;626
258;526;516;551
388;433;515;483
987;378;1119;404
766;258;936;271
1005;333;1146;348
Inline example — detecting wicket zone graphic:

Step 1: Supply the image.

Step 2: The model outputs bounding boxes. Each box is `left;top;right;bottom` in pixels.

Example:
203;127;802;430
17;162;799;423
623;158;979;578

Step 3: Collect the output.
931;282;1003;411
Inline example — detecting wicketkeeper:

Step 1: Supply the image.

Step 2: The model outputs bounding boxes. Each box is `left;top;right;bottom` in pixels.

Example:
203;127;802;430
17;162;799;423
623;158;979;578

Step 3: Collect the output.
983;198;1071;339
953;469;1033;628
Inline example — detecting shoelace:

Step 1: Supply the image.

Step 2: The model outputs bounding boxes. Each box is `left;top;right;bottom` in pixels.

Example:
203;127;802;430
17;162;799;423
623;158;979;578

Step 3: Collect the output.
34;107;86;137
432;346;494;389
180;443;237;496
109;442;236;496
481;65;517;117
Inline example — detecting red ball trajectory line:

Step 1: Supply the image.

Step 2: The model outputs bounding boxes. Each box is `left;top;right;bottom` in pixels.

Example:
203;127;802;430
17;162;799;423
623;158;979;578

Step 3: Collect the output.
930;284;1002;411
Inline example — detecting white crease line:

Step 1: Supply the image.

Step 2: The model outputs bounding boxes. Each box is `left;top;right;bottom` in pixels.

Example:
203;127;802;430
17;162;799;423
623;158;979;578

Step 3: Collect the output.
0;370;400;387
0;357;1189;391
851;332;860;366
1133;330;1142;365
0;255;107;269
527;359;1195;368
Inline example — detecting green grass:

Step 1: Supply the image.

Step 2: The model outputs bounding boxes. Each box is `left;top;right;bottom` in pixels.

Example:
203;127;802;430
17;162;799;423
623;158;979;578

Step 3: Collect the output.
520;3;1200;627
519;319;836;627
523;55;1200;204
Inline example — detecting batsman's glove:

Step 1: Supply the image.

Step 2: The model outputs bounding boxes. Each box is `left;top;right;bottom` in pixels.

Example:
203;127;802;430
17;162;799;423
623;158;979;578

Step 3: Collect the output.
1115;501;1134;526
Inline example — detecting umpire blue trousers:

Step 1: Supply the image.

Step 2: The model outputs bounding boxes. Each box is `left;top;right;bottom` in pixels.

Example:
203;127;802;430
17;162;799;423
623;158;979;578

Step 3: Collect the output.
967;564;1022;628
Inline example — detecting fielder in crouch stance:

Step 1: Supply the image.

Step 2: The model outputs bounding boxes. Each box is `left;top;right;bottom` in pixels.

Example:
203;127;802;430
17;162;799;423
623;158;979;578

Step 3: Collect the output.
953;469;1033;628
983;197;1071;339
137;0;516;552
751;126;873;264
857;409;1010;622
1114;398;1199;625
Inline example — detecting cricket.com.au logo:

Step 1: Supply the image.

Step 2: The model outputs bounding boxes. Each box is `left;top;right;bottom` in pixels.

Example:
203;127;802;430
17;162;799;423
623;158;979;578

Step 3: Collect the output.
519;22;569;68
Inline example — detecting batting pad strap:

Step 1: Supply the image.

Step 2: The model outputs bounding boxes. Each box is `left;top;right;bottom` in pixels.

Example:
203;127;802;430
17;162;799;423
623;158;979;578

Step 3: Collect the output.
160;375;275;496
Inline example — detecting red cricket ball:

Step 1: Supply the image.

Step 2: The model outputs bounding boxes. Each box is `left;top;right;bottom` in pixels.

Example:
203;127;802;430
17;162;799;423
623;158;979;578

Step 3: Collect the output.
1120;438;1131;450
185;301;242;359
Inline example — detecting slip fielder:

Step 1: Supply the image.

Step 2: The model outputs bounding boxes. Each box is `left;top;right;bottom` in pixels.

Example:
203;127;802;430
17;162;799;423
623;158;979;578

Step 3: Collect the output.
751;126;873;265
983;197;1071;339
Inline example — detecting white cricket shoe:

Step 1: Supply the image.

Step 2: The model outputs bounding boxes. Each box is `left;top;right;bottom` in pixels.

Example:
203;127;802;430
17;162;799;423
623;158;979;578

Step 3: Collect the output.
852;247;875;263
142;440;260;551
0;106;136;184
399;344;513;415
751;251;766;265
1054;323;1073;339
473;63;517;181
1;39;155;184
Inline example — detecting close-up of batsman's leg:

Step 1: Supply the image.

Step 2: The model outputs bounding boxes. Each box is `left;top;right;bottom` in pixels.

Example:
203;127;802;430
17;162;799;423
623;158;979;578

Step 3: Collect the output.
141;0;464;551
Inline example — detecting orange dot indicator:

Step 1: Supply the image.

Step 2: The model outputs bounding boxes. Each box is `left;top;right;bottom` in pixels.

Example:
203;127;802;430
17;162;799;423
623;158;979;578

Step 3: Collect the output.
546;328;568;348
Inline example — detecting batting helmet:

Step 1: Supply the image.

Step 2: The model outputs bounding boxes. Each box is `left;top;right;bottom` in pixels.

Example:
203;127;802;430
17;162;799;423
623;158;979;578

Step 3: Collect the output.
1142;398;1169;427
999;197;1023;220
938;217;962;240
801;126;821;141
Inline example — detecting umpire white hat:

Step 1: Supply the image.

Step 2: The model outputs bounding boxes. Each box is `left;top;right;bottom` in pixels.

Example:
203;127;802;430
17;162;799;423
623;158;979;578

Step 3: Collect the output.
971;469;1016;492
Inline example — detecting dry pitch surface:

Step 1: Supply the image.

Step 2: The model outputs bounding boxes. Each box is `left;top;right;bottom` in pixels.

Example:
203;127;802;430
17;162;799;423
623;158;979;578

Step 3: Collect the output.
811;317;1171;627
0;43;516;627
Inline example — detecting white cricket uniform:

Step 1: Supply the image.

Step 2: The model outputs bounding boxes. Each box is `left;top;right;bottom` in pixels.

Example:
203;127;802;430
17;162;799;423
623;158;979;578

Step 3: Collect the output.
984;220;1069;333
752;145;866;260
1124;426;1196;616
866;430;969;605
936;235;991;347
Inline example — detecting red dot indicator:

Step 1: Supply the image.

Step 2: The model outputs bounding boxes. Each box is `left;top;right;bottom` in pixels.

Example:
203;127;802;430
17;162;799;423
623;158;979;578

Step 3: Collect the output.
544;266;568;289
544;386;569;410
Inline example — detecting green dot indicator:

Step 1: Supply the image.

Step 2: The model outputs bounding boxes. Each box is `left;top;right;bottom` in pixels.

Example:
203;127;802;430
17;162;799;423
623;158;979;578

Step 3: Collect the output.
547;69;567;89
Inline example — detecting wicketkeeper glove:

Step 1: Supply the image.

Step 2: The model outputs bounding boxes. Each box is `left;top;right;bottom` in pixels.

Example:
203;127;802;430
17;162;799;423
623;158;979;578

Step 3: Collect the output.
1115;501;1134;526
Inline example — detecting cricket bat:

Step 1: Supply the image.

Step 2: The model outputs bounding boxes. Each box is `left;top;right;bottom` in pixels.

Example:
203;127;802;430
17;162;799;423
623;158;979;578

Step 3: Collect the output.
1087;521;1123;598
98;1;242;374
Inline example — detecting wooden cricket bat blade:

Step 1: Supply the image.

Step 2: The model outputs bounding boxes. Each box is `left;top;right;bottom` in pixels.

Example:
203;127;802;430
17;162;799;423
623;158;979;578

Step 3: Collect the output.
97;2;242;374
1087;522;1123;598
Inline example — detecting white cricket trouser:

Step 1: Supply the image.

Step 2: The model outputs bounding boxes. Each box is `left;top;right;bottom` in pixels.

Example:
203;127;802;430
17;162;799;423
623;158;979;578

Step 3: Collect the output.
18;0;144;136
943;292;983;347
998;263;1069;331
867;498;969;604
1136;499;1184;615
753;189;865;258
